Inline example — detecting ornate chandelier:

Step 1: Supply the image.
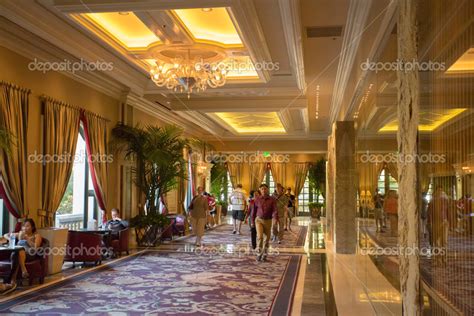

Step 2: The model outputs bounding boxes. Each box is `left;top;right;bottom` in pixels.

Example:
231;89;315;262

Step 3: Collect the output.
149;49;228;97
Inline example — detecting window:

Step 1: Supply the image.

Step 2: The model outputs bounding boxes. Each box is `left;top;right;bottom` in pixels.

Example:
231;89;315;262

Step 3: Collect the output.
298;176;310;213
55;126;98;229
262;168;275;193
377;169;398;195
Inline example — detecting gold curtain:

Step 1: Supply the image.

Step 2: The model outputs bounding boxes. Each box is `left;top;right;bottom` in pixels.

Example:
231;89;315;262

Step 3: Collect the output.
249;162;266;191
270;163;285;186
292;163;309;196
227;163;243;189
0;82;30;218
178;175;186;214
41;98;80;225
82;111;109;211
386;162;398;182
357;158;384;194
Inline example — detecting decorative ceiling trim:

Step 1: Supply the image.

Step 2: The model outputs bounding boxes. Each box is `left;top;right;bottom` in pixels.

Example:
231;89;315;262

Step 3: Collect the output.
51;0;233;13
278;0;306;92
229;0;273;83
174;110;230;138
344;0;397;120
328;0;372;124
165;97;307;112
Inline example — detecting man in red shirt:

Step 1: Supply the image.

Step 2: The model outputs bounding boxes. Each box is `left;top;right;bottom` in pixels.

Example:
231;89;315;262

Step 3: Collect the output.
252;184;278;262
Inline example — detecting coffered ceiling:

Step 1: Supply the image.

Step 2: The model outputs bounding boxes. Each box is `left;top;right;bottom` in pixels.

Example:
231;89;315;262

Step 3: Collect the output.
1;0;470;146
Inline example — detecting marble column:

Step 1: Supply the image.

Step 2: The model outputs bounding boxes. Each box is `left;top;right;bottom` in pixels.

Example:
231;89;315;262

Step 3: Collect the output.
332;121;357;254
397;0;421;314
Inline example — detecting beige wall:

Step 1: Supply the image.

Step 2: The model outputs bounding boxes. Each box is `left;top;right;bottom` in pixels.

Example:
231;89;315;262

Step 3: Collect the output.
0;46;165;225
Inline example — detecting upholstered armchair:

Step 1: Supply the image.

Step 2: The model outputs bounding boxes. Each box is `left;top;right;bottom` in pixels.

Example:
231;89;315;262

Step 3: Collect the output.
110;228;129;257
64;231;102;267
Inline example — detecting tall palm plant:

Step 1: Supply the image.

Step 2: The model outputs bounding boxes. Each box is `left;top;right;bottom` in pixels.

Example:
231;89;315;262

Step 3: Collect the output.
111;123;189;214
0;128;11;154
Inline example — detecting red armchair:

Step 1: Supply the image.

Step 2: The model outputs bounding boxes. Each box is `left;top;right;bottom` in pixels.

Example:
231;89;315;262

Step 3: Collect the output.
110;228;129;257
64;231;102;267
0;238;50;285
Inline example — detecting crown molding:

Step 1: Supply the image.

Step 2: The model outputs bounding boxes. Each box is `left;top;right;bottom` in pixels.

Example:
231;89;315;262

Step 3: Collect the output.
344;0;397;120
278;0;306;93
329;0;373;124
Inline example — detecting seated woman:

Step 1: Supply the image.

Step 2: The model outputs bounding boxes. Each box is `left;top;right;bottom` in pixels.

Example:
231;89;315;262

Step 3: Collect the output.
3;219;42;279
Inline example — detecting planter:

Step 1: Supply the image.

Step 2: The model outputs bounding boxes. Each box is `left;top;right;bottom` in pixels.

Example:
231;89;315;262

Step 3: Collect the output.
134;225;165;247
310;206;321;219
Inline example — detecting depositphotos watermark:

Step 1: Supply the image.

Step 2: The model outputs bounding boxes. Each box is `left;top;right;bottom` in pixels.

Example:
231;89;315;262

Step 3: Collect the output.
193;152;291;164
25;245;115;259
194;58;280;73
360;246;446;257
194;244;280;258
28;58;114;74
359;152;446;164
28;150;114;164
360;58;446;73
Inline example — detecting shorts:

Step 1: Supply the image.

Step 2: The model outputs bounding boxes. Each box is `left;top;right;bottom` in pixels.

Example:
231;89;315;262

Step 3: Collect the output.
210;210;217;215
288;207;295;218
374;208;383;220
232;210;245;221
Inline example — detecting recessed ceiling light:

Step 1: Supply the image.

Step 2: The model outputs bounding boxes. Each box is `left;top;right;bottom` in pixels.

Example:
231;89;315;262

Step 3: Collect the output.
202;8;213;12
118;12;129;15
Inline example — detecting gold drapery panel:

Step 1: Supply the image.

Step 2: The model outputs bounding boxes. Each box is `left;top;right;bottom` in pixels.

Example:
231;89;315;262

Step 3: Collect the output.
248;162;267;192
227;163;243;189
41;98;81;226
82;111;109;211
270;163;285;186
0;82;30;218
292;163;309;196
386;162;398;182
357;157;384;195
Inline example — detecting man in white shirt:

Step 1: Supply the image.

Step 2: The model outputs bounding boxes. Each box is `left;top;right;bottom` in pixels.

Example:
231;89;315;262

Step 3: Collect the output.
229;184;247;234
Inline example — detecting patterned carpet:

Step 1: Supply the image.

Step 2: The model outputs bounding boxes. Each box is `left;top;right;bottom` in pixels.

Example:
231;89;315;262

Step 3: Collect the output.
173;223;308;248
0;251;302;315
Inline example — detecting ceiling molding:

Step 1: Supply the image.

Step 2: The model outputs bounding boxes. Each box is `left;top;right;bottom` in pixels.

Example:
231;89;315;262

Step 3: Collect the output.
50;0;233;13
124;92;206;136
229;0;273;83
344;0;397;120
329;0;373;124
278;0;306;92
0;16;126;99
164;97;307;112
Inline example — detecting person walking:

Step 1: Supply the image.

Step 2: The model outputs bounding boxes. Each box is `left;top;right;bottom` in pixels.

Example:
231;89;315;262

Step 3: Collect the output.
373;189;385;233
285;187;296;230
272;183;289;244
428;187;449;264
247;190;261;250
252;184;278;262
384;190;398;236
188;186;209;247
229;184;247;234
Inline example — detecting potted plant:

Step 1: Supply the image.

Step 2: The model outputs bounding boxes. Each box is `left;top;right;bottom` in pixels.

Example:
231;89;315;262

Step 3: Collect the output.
111;123;188;246
308;158;326;216
0;128;12;154
309;202;324;219
210;162;227;219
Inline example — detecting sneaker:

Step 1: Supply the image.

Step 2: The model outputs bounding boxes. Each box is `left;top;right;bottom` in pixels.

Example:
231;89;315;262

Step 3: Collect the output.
278;240;282;244
237;231;241;235
284;228;288;231
232;230;237;234
261;255;267;262
256;255;262;262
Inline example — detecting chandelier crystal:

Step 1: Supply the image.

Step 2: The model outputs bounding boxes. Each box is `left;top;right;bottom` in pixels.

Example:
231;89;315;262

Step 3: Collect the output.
149;50;228;97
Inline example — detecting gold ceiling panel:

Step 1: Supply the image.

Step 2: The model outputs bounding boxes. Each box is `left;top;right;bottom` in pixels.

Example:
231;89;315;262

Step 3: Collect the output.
173;8;243;47
215;112;286;134
379;108;467;132
78;12;160;49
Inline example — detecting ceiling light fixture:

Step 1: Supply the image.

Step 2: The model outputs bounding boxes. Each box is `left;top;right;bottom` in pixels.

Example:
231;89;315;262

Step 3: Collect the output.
202;8;213;12
149;49;227;98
